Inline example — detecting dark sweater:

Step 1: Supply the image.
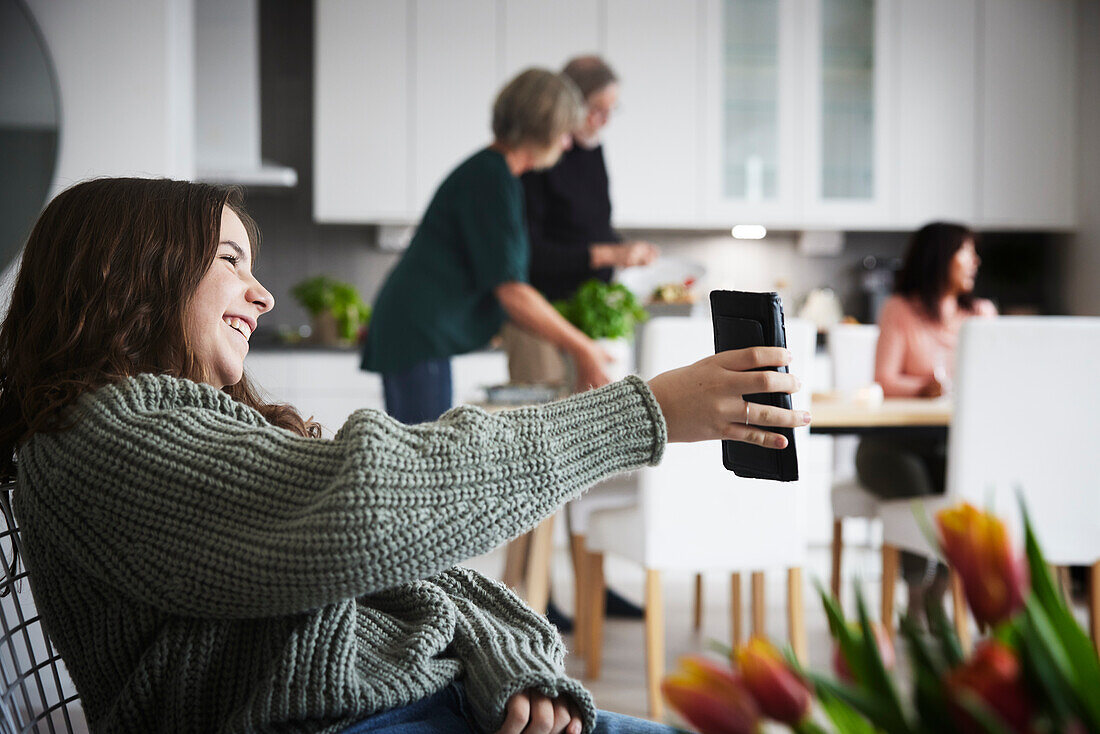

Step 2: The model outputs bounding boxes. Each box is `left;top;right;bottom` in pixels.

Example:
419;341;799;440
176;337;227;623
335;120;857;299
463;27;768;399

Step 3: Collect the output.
521;143;621;302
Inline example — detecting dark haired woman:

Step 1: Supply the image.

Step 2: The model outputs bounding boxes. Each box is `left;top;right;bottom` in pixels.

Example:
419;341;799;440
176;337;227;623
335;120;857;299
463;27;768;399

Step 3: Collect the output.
856;221;997;622
0;177;808;733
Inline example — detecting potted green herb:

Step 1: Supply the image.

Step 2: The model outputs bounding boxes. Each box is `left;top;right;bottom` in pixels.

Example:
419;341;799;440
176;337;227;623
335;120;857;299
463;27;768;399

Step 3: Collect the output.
554;279;647;380
291;275;371;346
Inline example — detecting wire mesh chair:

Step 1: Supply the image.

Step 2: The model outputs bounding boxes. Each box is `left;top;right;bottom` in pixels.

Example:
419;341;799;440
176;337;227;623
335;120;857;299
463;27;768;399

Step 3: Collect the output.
0;483;85;733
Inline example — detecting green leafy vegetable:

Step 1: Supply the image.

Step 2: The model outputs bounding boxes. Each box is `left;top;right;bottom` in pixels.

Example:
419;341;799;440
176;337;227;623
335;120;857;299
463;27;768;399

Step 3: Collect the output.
553;279;647;340
291;275;371;342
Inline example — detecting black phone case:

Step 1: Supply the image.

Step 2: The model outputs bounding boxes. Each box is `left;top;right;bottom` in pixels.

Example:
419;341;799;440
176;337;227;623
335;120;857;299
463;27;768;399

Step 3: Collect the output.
710;290;798;481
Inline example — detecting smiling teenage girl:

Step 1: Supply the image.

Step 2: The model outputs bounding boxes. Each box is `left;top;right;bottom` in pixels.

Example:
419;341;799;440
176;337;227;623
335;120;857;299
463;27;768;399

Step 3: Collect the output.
0;178;808;734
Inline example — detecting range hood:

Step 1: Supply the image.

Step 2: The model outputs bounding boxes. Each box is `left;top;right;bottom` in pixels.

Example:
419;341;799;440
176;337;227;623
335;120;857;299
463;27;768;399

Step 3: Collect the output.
194;0;296;188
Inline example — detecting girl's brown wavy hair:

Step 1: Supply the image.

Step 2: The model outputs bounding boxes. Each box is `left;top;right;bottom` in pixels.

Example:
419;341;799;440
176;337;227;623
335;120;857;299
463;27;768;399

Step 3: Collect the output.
0;177;320;481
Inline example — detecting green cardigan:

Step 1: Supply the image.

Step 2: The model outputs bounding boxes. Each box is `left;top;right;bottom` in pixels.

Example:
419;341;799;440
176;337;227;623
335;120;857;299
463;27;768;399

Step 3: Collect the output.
14;374;666;733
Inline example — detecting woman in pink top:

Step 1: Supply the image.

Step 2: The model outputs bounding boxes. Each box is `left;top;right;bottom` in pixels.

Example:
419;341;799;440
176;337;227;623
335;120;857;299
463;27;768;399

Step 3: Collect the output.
875;224;997;398
857;222;997;621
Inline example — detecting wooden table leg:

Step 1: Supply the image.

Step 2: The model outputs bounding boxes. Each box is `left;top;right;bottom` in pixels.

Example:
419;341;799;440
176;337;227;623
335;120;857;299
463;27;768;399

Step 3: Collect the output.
881;544;900;638
787;567;807;665
693;573;704;631
751;571;766;638
951;569;972;655
501;531;531;591
525;513;556;614
645;569;665;721
831;519;844;602
730;572;743;647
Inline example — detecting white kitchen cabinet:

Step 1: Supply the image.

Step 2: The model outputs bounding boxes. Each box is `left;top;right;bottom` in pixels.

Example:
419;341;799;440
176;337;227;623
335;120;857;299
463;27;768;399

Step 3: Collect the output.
413;0;501;214
245;349;508;437
978;0;1076;229
604;0;703;227
894;0;978;227
312;0;1077;230
800;0;897;227
500;0;601;78
314;0;411;222
701;0;804;226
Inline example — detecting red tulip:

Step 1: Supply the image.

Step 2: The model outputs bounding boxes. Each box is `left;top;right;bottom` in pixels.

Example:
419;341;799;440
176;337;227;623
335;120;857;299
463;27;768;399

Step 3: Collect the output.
662;656;760;734
734;637;811;725
946;640;1036;733
936;503;1028;627
832;622;895;683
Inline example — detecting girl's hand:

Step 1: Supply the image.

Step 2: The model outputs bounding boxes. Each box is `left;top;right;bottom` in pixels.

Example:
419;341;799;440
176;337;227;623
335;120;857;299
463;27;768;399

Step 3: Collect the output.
647;347;810;446
495;691;583;734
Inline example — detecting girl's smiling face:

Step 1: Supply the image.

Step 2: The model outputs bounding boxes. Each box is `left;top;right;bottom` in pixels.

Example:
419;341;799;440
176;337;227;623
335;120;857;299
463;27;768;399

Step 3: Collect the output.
183;206;273;388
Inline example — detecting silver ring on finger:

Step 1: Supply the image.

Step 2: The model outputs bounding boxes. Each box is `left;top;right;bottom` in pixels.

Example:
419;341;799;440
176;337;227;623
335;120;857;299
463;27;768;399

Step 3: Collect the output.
744;401;751;425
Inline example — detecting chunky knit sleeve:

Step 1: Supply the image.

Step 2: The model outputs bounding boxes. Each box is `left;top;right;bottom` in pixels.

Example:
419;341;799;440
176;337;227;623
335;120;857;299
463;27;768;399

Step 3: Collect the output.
17;374;665;620
432;566;597;734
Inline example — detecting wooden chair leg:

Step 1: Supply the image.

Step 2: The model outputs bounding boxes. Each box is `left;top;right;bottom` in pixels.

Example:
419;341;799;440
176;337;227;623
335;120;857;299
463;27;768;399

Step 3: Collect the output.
569;534;588;656
1090;561;1100;658
584;552;606;680
751;571;766;638
831;519;844;602
881;544;899;638
644;569;665;721
525;513;557;614
1058;566;1073;605
950;568;973;655
501;531;531;591
787;567;807;665
693;573;704;631
730;572;743;647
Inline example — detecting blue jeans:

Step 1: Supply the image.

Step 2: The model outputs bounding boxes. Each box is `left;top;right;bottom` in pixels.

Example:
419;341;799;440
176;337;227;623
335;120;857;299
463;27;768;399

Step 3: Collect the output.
382;357;453;425
340;683;680;734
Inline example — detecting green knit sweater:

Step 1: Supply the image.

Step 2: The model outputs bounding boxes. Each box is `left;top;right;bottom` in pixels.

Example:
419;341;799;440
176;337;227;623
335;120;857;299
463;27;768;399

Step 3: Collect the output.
13;373;666;734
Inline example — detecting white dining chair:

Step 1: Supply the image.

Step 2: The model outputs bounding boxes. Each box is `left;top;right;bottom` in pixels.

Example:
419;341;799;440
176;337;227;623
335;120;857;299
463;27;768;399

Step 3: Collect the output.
827;323;882;600
582;316;816;719
876;317;1100;652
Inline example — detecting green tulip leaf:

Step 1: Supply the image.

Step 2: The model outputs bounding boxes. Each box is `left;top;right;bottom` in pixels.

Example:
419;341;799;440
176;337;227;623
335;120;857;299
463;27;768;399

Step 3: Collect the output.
1019;503;1100;729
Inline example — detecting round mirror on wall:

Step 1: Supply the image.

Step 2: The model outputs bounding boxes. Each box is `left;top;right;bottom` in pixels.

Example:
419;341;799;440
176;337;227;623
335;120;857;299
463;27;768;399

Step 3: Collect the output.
0;0;60;274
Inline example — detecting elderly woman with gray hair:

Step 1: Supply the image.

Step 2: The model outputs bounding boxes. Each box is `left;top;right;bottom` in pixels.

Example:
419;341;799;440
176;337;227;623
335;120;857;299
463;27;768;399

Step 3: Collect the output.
362;68;615;425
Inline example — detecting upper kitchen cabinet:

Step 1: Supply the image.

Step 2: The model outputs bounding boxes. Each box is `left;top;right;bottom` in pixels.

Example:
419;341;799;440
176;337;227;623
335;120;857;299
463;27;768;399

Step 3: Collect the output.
701;0;803;225
978;0;1076;229
314;0;410;222
500;0;600;77
894;0;978;227
413;0;500;214
604;0;703;227
800;0;896;227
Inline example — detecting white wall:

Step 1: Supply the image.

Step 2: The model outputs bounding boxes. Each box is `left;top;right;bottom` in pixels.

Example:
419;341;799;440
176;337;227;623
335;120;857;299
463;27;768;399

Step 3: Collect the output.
1;0;196;315
1066;0;1100;315
25;0;196;194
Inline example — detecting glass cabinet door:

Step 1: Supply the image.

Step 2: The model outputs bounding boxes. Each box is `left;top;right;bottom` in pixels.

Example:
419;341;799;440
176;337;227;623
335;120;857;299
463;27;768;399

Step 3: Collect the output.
803;0;894;224
704;0;800;222
722;0;780;201
820;0;875;200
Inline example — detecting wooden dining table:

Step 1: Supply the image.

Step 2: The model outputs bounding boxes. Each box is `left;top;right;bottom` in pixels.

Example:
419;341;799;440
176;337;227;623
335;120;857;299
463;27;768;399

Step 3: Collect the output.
809;394;952;436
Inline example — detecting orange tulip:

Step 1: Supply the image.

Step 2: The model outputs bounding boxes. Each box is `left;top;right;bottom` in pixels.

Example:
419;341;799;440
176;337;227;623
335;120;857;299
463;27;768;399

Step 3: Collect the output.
661;655;761;734
936;503;1027;627
735;637;811;725
832;622;895;683
946;640;1036;734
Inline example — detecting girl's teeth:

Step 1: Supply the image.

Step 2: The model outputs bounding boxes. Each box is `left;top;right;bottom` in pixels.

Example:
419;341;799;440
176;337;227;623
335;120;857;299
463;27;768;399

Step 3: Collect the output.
224;317;251;340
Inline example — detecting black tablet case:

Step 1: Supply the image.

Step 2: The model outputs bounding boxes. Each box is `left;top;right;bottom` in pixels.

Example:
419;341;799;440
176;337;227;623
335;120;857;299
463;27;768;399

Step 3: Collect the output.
710;290;799;481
